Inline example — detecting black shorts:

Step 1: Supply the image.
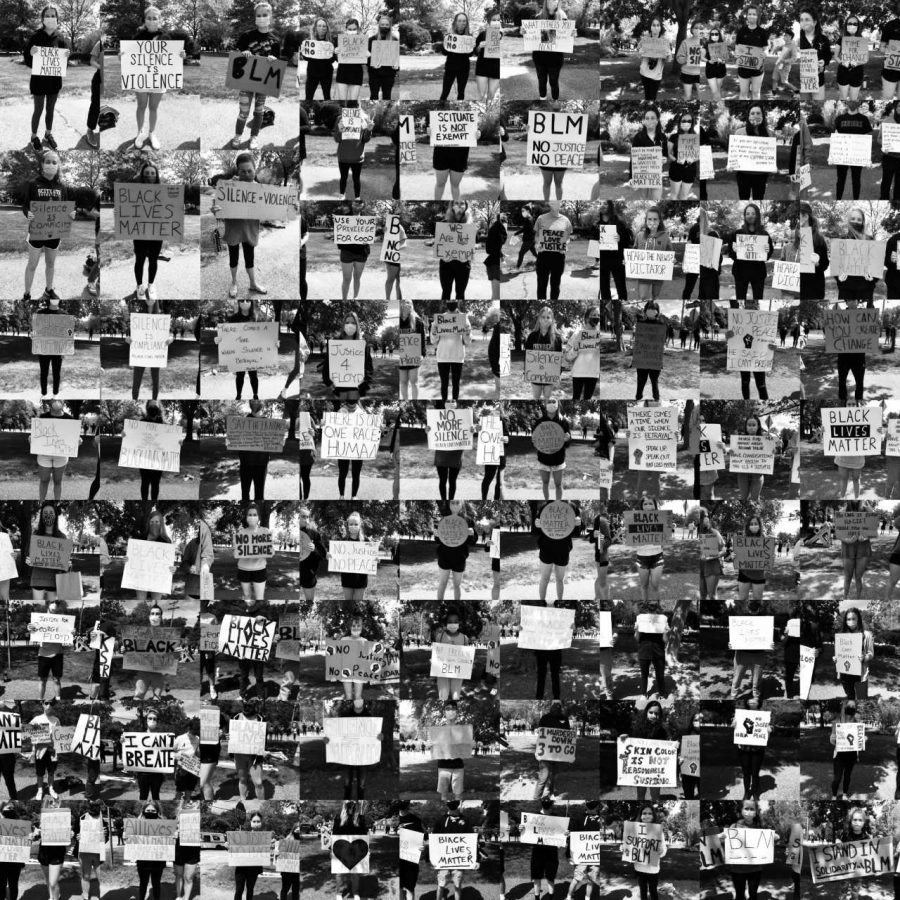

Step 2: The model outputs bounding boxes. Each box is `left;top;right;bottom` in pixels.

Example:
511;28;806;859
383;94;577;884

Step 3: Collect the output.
38;845;66;866
889;552;900;567
491;557;500;573
399;860;420;892
738;66;764;80
433;146;470;173
637;552;663;569
538;548;570;567
668;161;697;183
530;852;559;881
439;557;467;574
705;62;726;79
884;67;900;83
594;557;609;567
28;238;61;250
38;655;63;679
199;744;221;765
680;72;700;84
738;571;766;585
837;64;864;87
175;841;201;866
336;63;364;86
299;571;318;590
238;567;267;584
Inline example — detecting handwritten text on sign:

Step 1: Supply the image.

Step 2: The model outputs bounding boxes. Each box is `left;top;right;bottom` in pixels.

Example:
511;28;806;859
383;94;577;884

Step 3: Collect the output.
733;709;771;746
617;736;678;787
834;632;863;676
630;146;663;188
115;183;184;240
28;535;72;572
120;40;183;92
430;723;473;759
809;837;893;884
521;19;575;52
729;615;774;650
129;313;170;367
430;110;478;147
732;535;775;570
681;734;700;775
30;417;80;457
841;36;868;66
518;605;575;650
622;822;664;866
217;321;279;370
30;200;74;241
399;829;424;864
324;716;381;766
328;340;366;387
828;133;872;167
538;500;576;540
624;510;672;545
233;527;274;559
727;309;778;372
230;830;275;868
434;222;477;262
823;307;881;354
633;321;666;370
328;540;380;575
429;833;478;869
829;239;886;280
772;260;801;293
29;612;74;646
527;111;587;169
370;40;400;68
430;642;475;679
519;813;569;847
477;416;503;465
122;732;176;772
124;818;177;861
218;614;276;661
226;415;287;453
427;407;473;450
213;182;298;221
333;215;376;244
320;411;381;460
534;727;576;763
443;33;475;54
734;234;770;261
225;52;286;97
119;419;182;473
570;832;603;864
723;828;776;866
36;45;67;77
525;349;562;384
228;718;267;755
32;314;75;356
834;511;880;542
624;249;674;281
0;819;35;863
728;135;777;172
835;722;866;752
121;539;176;595
822;405;881;456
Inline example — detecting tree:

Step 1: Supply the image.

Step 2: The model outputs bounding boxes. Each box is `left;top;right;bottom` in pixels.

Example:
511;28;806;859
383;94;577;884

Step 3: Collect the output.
500;299;588;351
0;0;37;51
100;0;169;42
57;0;99;51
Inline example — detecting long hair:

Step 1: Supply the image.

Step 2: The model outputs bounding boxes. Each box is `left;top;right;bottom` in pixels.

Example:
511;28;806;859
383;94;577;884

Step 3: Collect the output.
641;106;665;143
839;607;866;633
341;310;363;339
538;0;564;20
34;502;63;538
744;514;764;536
531;305;558;346
444;200;471;223
745;104;770;137
339;800;360;828
143;508;171;543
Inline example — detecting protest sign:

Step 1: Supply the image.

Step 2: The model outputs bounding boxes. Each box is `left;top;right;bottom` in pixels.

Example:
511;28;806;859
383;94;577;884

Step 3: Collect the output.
119;419;182;473
0;534;16;583
301;39;334;59
834;511;880;542
79;816;106;855
213;181;298;220
520;813;569;847
432;312;469;336
596;610;614;647
122;732;176;772
228;718;267;755
630;146;663;188
427;407;473;450
338;31;368;62
518;605;575;650
98;636;115;679
320;411;382;460
499;333;511;376
707;42;729;63
129;313;170;367
29;612;74;645
430;110;478;147
622;822;665;867
398;114;417;164
699;144;715;179
32;314;75;356
226;415;287;453
443;32;476;53
537;227;569;253
623;510;672;545
571;832;603;864
71;713;101;760
773;260;801;292
272;837;300;873
30;417;81;458
124;818;177;861
328;540;380;575
54;725;75;754
333;216;376;244
823;307;881;354
370;40;400;68
114;183;184;240
624;249;674;281
822;405;881;456
700;234;722;269
429;724;474;759
617;736;678;787
30;200;74;241
0;713;20;756
728;135;777;171
477;416;504;465
884;122;900;154
797;226;814;271
809;837;893;883
40;809;71;846
734;44;766;68
430;643;475;679
598;225;619;251
120;40;183;91
217;321;279;371
698;422;723;472
629;430;677;469
829;240;886;280
180;810;201;847
429;833;478;869
828;133;872;166
732;536;775;570
524;348;563;384
483;25;502;57
36;45;67;76
887;419;900;456
677;132;699;163
521;18;576;52
0;820;33;863
638;36;670;58
233;527;274;559
835;632;863;676
526;110;587;169
324;716;381;766
633;321;666;370
121;539;175;594
532;420;570;455
733;709;771;746
218;614;275;661
381;213;404;263
230;830;274;867
28;535;72;572
200;708;220;744
841;36;869;66
538;500;577;540
799;48;819;91
682;243;700;274
225;51;286;97
636;613;668;634
399;829;424;864
734;234;770;261
534;727;576;763
729;615;774;650
274;613;300;661
681;734;700;776
723;828;776;865
700;832;725;869
398;332;421;367
433;222;478;262
835;722;866;752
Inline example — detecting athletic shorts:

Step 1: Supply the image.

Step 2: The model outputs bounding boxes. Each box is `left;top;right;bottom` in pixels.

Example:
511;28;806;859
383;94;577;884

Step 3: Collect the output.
238;567;267;584
38;655;63;679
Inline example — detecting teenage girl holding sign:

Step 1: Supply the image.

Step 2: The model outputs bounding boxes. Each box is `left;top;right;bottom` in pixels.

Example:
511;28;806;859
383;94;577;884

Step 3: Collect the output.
727;799;766;898
231;503;269;602
734;6;769;100
830;700;862;798
303;18;336;101
25;7;69;152
798;8;831;102
532;0;568;101
336;18;366;104
675;22;704;100
534;503;580;603
474;9;501;101
524;306;563;401
439;13;474;101
435;500;476;602
638;17;669;101
835;606;874;699
398;299;425;400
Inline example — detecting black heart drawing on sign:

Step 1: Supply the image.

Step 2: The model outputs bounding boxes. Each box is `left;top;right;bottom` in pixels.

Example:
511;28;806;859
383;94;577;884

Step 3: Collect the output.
333;839;368;871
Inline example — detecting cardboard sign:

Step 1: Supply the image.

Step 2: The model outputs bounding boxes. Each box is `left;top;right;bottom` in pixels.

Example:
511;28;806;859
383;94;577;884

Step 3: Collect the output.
700;235;722;269
0;534;16;583
538;501;576;540
119;419;182;473
829;240;886;280
538;227;569;253
518;605;575;650
370;40;400;68
799;48;819;92
624;249;674;281
822;405;881;456
828;133;872;167
0;820;33;863
677;133;699;163
617;736;678;787
399;829;424;864
883;122;900;154
398;114;416;164
217;321;279;370
728;135;777;172
381;214;403;263
477;416;503;465
722;828;776;866
596;610;613;647
36;45;67;76
216;615;274;665
40;809;71;846
200;708;220;744
732;536;775;570
430;723;474;759
432;312;469;336
638;36;670;59
228;718;267;755
773;260;801;293
338;31;368;63
622;822;664;866
121;539;175;594
834;511;880;542
301;39;334;60
29;612;75;645
633;321;665;370
213;182;298;221
180;810;201;848
571;832;603;864
398;332;421;367
324;716;381;766
699;144;715;180
734;43;765;69
430;110;478;147
328;540;380;575
707;41;728;62
887;419;900;456
483;26;502;58
823;308;881;354
427;407;473;450
320;411;382;460
520;813;569;847
810;837;893;883
734;234;770;261
681;734;700;776
430;643;475;679
521;19;576;53
428;833;478;869
524;349;562;383
229;830;274;867
0;714;20;756
28;535;72;572
443;33;475;54
226;415;288;453
121;732;176;772
499;333;511;376
636;613;668;634
124;818;177;861
114;183;184;240
433;222;477;262
333;215;376;245
834;632;863;676
129;313;170;367
327;339;367;389
30;200;74;241
835;722;866;752
701;534;721;558
528;110;587;169
120;39;184;92
534;727;575;763
841;36;868;67
225;51;286;97
436;516;469;549
623;510;671;545
630;146;663;188
79;816;106;855
32;313;75;356
733;709;771;746
729;434;776;474
71;713;101;760
233;528;274;559
729;615;774;650
30;417;81;457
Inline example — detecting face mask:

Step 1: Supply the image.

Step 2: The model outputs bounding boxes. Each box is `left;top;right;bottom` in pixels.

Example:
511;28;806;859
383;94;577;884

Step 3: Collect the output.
344;324;357;336
446;623;459;633
750;525;760;533
353;701;364;712
589;318;600;326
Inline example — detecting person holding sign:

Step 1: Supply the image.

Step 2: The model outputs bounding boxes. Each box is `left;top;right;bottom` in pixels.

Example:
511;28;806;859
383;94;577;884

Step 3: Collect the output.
780;600;821;698
524;306;564;401
626;806;669;899
638;17;670;101
534;202;573;298
36;800;69;899
474;9;502;101
220;298;271;400
735;6;769;99
834;210;878;303
335;18;367;103
772;29;798;96
231;699;268;801
881;8;900;99
132;402;171;501
131;604;171;702
632;496;666;604
666;109;701;199
23;150;76;304
629;107;666;202
330;697;384;801
484;211;507;300
332;802;369;899
32;291;71;400
132;802;169;899
485;306;511;401
383;213;408;301
682;210;722;301
735;513;771;603
26;502;70;604
122;6;188;150
836;607;874;699
563;306;602;400
433;298;471;401
633;209;674;303
330;512;371;600
534;504;580;604
833;100;872;200
303;18;336;100
679;711;703;798
634;301;667;399
35;400;81;503
726;798;768;898
732;105;773;199
531;0;569;101
599;201;633;303
624;701;670;802
532;399;572;499
838;501;872;600
231;504;271;601
430;111;483;202
438;13;475;101
728;204;773;303
879;103;900;200
127;162;170;302
75;800;110;898
704;28;728;100
438;202;474;301
324;315;373;399
125;294;173;400
28;597;68;702
24;8;69;152
129;510;176;604
435;498;476;594
274;820;302;900
477;404;509;500
735;417;770;500
798;9;831;101
337;614;372;702
837;17;866;101
635;595;670;698
697;508;726;608
829;702;864;798
588;512;612;602
398;299;426;400
733;697;769;799
334;111;372;201
780;203;828;298
29;698;60;800
675;23;704;100
368;14;400;100
397;800;426;900
433;608;470;700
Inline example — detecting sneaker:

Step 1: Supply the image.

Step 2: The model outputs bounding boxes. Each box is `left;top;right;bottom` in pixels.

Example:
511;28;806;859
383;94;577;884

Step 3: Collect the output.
21;292;31;302
249;136;259;150
136;285;146;300
147;284;158;301
86;129;99;149
148;132;161;150
48;786;59;800
134;132;147;150
30;135;42;152
43;288;60;301
44;133;57;150
230;135;242;148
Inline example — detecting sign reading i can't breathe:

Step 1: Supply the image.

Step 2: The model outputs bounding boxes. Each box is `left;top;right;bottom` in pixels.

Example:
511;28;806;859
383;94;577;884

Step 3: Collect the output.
821;405;881;456
527;111;587;169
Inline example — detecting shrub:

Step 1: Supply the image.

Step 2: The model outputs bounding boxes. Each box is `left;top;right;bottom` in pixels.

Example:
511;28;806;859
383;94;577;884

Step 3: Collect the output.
399;21;431;51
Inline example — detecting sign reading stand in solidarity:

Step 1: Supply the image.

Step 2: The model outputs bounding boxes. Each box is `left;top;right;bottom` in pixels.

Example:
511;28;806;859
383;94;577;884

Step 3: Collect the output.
809;837;893;883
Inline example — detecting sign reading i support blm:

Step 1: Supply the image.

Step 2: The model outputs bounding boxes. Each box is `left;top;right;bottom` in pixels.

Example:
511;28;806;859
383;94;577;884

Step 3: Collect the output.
527;111;587;169
120;40;184;92
622;822;664;867
823;307;881;354
822;405;881;456
430;110;478;146
114;184;185;240
617;736;678;787
624;249;674;281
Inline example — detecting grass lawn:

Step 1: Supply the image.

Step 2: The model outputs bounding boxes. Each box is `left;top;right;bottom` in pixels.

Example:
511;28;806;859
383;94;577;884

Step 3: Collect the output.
807;130;885;202
797;730;898;800
99;336;200;398
298;349;399;400
502;136;605;202
401;644;497;701
798;441;890;499
302;134;398;202
703;859;803;900
0;336;101;398
599;342;700;401
502;238;601;301
700;340;802;400
0;432;98;499
97;435;202;501
800;331;900;401
313;565;399;607
298;733;399;802
0;207;98;254
610;444;694;500
194;436;301;501
399;538;494;600
500;730;600;800
400;748;500;798
502;36;601;102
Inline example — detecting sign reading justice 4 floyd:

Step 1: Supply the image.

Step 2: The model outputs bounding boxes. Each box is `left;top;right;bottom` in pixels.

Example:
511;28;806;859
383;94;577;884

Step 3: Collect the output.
617;736;678;787
115;184;185;240
822;406;882;456
527;111;587;169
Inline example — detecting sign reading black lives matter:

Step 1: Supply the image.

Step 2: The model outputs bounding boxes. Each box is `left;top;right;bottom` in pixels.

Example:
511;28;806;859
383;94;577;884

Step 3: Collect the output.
114;184;185;240
218;614;276;661
821;406;881;456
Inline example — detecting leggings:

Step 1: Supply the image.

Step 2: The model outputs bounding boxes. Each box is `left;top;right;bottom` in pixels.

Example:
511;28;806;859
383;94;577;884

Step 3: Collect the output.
837;353;866;403
738;747;764;798
731;871;761;900
138;865;163;900
517;240;537;267
438;262;470;299
436;466;459;500
437;362;463;400
638;872;659;900
240;461;267;501
882;155;900;199
535;649;561;699
229;243;255;268
832;751;857;795
32;93;58;134
440;59;470;100
140;469;162;501
132;366;160;400
38;355;62;395
682;270;720;300
682;773;699;798
300;255;308;300
337;459;363;497
236;91;266;137
305;67;332;101
736;173;768;199
0;756;16;799
740;371;768;399
134;240;163;284
835;165;863;200
137;773;164;800
235;371;259;399
87;70;101;130
300;464;312;499
734;270;766;301
369;67;396;99
482;466;503;500
572;377;597;400
600;260;628;300
640;76;661;100
535;60;563;99
339;161;363;198
200;650;216;682
636;368;660;400
639;654;665;696
536;252;565;299
280;873;300;900
234;867;261;900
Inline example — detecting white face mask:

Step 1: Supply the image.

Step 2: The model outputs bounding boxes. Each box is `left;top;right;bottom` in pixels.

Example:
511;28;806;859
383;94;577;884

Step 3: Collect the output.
344;324;357;336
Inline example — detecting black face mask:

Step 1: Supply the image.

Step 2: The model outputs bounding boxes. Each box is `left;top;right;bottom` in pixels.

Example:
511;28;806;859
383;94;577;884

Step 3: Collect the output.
589;318;600;326
446;303;458;310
